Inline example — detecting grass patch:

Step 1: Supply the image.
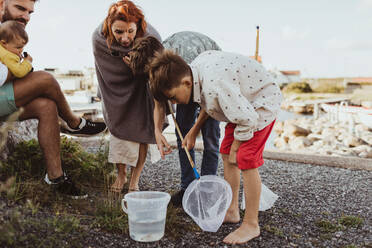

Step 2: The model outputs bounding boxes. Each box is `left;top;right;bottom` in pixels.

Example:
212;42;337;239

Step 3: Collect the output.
165;205;200;239
0;137;113;187
319;233;332;240
315;215;364;235
0;209;86;248
338;215;364;228
283;82;313;94
314;84;344;93
0;137;114;205
315;219;344;233
264;225;284;237
92;199;128;234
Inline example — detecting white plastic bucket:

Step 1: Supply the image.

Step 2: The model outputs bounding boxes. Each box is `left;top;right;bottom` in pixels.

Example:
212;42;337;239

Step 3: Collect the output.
121;191;171;242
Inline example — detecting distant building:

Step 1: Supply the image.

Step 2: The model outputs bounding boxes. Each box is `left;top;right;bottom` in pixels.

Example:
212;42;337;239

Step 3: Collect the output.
269;69;301;86
344;77;372;93
44;67;97;92
279;70;301;83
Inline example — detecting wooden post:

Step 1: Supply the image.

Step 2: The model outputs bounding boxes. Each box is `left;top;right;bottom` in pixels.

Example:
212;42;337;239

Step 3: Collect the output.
255;26;259;61
313;103;319;119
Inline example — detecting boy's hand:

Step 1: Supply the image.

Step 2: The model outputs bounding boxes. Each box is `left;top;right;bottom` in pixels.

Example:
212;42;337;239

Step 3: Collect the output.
228;139;241;165
155;130;172;159
182;130;197;151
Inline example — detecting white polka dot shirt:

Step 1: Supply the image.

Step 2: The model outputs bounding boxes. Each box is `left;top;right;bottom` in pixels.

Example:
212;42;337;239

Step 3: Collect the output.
190;50;283;141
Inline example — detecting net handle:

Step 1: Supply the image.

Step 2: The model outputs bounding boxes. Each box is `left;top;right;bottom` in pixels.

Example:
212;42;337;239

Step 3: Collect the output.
168;101;200;179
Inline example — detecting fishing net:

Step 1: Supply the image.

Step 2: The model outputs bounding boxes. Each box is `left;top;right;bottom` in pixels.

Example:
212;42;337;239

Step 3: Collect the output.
240;183;278;211
182;175;232;232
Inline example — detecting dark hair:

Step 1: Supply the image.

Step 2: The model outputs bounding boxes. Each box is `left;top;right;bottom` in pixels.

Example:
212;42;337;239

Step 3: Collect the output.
102;0;147;49
129;36;164;76
149;49;190;102
0;20;28;43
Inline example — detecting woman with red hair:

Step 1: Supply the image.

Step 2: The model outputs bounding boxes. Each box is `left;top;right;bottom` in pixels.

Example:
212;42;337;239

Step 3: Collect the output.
92;0;161;193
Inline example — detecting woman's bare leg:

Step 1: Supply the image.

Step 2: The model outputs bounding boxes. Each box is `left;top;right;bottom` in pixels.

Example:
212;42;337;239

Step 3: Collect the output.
128;143;148;191
111;164;127;192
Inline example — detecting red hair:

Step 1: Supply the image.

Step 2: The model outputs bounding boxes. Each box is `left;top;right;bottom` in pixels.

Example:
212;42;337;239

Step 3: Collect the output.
102;0;147;48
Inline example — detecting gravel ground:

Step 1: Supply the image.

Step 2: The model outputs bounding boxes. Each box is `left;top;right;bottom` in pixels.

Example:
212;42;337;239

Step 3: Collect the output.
1;150;371;247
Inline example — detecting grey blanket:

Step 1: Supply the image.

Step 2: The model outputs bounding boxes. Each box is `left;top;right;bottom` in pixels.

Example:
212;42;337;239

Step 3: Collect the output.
92;23;161;143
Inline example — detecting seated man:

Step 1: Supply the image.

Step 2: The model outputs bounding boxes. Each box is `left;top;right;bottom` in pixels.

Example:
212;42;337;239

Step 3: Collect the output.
0;0;107;199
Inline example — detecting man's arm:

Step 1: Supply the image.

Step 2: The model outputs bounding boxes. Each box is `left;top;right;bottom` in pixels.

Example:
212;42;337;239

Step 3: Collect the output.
182;108;210;150
153;100;171;159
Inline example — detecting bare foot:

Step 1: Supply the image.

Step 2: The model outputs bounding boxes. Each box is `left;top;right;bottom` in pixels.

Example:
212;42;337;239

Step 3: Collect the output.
110;176;127;193
223;223;260;245
223;209;240;223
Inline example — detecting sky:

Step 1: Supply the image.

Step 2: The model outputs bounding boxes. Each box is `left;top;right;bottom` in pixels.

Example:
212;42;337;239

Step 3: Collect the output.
25;0;372;78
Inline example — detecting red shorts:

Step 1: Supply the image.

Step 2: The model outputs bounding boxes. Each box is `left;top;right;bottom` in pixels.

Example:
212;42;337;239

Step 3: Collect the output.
220;121;275;170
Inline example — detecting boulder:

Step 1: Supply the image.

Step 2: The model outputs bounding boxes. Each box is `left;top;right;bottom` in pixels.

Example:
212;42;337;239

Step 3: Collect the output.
343;135;366;147
285;124;310;137
307;133;323;142
359;133;372;145
289;136;312;150
0;119;38;160
273;121;284;134
274;136;288;149
352;145;372;158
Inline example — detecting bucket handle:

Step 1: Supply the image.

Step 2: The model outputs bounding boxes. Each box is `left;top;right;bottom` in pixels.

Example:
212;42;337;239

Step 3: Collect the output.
121;199;128;214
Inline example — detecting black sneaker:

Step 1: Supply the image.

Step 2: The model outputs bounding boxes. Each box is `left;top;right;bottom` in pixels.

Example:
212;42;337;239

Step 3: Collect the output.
44;173;88;199
61;118;107;137
170;189;185;207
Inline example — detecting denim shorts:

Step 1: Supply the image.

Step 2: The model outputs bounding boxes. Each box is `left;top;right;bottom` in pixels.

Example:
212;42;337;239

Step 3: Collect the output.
0;81;17;119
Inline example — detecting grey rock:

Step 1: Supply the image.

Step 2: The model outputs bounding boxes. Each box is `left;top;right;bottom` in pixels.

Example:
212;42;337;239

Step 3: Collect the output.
0;119;38;160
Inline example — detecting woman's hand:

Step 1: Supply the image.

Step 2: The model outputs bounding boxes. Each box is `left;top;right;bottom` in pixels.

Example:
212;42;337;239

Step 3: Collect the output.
123;56;130;66
228;139;241;165
155;130;172;159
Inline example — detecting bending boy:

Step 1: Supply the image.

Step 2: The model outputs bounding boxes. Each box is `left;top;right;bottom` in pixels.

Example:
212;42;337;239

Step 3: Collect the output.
148;49;282;245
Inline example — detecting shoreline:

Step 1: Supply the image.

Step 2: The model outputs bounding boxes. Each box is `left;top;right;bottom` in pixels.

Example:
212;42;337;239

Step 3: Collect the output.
73;134;372;172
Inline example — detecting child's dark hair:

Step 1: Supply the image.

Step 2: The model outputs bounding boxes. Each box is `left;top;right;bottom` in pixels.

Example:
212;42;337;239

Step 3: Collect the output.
149;49;190;102
129;36;164;76
0;21;28;43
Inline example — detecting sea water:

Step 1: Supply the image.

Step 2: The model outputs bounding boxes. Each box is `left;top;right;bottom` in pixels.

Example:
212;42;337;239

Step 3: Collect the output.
129;217;166;242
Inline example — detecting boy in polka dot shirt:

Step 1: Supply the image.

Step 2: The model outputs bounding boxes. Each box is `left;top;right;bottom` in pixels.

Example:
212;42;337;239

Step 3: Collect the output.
149;49;282;245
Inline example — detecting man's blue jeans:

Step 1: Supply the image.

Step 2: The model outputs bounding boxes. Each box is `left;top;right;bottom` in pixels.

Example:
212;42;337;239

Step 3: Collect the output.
175;102;220;190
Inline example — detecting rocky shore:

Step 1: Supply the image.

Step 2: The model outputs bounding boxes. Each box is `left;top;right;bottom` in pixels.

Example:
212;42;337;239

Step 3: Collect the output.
273;115;372;159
